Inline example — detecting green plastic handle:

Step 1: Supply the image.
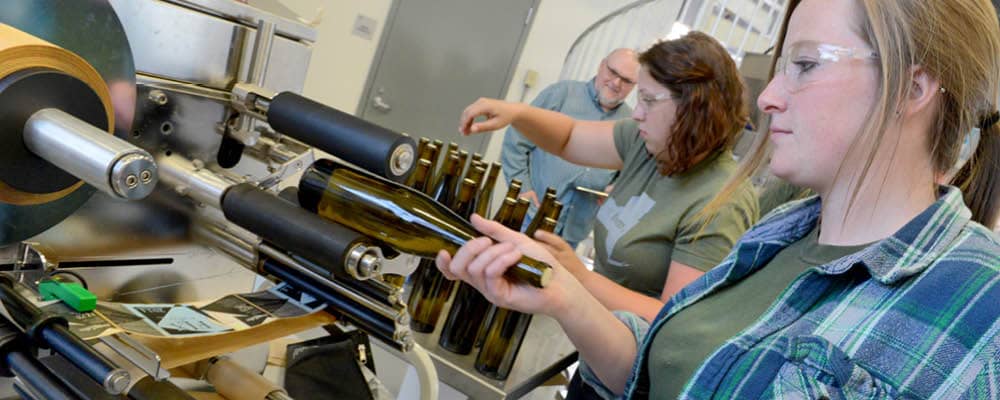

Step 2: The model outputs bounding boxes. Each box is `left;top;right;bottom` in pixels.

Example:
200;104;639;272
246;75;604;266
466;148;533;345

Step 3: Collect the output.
39;281;96;312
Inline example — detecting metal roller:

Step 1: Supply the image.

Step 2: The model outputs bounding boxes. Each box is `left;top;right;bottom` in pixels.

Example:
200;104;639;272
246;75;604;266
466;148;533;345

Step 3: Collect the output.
0;276;130;395
156;152;234;209
24;108;157;200
0;319;80;400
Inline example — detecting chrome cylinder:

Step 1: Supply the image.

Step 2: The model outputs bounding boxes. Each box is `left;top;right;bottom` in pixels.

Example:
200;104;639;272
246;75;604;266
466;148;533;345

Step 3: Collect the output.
23;108;157;200
345;244;384;281
155;153;234;209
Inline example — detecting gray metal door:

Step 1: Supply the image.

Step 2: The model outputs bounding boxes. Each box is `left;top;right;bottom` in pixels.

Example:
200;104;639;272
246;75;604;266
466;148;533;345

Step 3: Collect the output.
359;0;537;154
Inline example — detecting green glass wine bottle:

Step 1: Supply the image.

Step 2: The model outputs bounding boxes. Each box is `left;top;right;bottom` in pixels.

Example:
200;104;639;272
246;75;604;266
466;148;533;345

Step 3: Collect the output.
496;180;521;218
492;197;516;226
404;138;431;187
464;165;486;193
438;188;512;354
384;157;436;288
524;187;557;235
474;201;563;380
546;201;563;226
297;158;553;287
408;175;473;332
511;198;530;230
474;163;501;217
457;150;470;178
408;159;434;194
438;278;494;354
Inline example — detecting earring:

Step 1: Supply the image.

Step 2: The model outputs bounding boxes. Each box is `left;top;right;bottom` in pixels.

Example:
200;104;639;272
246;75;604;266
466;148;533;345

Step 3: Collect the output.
940;87;947;94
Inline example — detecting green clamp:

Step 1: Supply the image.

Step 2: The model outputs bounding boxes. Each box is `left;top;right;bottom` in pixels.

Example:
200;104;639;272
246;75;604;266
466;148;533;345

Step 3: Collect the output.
38;280;96;312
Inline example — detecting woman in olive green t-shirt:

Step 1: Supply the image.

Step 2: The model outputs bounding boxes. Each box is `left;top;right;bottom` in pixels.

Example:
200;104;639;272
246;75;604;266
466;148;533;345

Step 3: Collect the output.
458;32;758;322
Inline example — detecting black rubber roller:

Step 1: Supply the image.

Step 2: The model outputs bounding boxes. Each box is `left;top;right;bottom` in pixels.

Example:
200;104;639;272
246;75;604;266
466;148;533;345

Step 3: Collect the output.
266;92;415;182
222;183;379;281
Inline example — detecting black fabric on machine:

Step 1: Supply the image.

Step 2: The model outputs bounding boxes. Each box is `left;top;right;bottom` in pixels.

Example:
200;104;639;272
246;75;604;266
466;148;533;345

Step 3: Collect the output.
284;326;375;400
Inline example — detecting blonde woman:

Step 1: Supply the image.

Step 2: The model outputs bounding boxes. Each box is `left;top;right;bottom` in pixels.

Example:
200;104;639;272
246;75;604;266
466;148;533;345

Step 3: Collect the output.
438;0;1000;397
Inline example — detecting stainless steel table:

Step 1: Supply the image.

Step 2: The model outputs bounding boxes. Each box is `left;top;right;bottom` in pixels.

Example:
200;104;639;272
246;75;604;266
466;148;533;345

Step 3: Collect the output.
377;308;578;399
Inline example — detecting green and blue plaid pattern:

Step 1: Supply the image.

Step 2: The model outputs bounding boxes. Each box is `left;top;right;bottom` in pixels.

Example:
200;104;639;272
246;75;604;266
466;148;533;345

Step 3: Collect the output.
584;186;1000;399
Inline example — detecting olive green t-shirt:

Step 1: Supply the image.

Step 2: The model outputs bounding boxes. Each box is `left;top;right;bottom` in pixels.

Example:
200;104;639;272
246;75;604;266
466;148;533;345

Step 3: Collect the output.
591;119;759;297
758;177;813;217
647;224;870;399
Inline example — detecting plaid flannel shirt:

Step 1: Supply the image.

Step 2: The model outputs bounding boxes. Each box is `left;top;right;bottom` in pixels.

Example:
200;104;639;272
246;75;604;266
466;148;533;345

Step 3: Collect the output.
582;185;1000;399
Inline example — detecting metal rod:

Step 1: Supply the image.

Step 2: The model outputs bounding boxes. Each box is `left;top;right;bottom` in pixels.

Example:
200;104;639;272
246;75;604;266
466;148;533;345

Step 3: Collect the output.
155;153;235;209
0;277;130;394
248;20;276;87
41;324;130;394
261;258;403;349
290;254;399;307
13;379;39;400
258;244;399;320
193;223;410;348
6;350;81;400
191;223;258;267
23;108;157;200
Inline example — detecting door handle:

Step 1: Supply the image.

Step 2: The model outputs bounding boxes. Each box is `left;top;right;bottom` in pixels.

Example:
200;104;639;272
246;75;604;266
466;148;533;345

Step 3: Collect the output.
372;95;392;112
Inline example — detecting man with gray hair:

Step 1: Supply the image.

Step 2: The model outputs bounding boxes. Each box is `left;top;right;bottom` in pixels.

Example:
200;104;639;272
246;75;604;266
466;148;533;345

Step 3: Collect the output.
501;48;639;248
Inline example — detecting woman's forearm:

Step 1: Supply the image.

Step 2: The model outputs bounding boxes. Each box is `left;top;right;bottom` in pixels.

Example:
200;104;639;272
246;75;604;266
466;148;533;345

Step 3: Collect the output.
579;270;664;322
555;290;639;394
509;105;577;157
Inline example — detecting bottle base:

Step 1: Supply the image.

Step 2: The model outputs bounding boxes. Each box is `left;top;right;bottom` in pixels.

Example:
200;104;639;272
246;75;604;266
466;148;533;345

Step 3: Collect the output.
410;320;436;333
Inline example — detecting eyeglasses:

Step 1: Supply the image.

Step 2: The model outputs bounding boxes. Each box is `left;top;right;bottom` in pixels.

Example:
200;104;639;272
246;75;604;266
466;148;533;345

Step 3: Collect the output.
775;41;878;92
637;91;674;109
605;63;636;85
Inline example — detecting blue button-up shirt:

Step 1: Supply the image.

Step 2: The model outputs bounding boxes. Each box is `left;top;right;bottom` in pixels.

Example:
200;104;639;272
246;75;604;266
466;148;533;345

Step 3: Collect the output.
583;186;1000;398
501;79;632;246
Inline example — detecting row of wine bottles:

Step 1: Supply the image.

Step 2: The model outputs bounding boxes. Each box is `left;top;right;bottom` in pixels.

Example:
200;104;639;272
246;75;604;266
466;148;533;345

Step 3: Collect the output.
296;137;562;381
403;139;565;380
298;140;552;290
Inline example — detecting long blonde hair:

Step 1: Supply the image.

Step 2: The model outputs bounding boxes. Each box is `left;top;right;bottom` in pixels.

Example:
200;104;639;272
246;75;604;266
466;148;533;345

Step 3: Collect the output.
704;0;1000;226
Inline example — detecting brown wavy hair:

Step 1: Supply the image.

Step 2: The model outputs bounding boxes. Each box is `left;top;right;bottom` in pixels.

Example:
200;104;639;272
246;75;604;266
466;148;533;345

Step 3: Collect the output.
640;31;749;176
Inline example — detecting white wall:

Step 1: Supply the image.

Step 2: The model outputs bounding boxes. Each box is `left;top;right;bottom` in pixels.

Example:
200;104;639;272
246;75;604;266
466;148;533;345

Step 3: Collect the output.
277;0;624;164
278;0;393;112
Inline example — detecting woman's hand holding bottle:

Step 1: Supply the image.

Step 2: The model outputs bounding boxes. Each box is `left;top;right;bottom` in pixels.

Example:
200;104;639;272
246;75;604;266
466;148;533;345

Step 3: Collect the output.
534;230;589;279
435;214;587;318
